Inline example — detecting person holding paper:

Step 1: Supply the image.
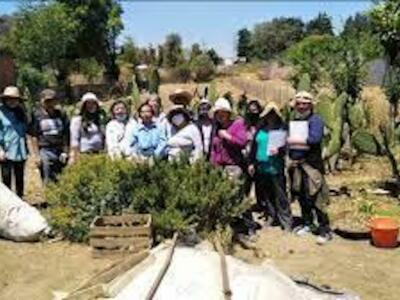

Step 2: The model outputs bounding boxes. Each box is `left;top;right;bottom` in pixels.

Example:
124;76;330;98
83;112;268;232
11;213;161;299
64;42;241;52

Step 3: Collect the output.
288;91;332;245
248;102;292;231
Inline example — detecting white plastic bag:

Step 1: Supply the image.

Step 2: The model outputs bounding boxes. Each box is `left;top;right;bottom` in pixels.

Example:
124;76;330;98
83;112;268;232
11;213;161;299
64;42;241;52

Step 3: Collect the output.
0;182;49;242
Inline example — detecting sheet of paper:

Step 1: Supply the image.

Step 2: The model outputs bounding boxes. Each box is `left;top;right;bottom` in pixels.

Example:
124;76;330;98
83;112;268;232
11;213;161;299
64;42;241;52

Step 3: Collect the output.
289;121;309;150
267;130;287;155
289;121;308;141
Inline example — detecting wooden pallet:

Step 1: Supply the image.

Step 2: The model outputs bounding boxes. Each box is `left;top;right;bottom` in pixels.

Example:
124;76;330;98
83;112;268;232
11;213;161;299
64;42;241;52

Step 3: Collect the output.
89;214;152;258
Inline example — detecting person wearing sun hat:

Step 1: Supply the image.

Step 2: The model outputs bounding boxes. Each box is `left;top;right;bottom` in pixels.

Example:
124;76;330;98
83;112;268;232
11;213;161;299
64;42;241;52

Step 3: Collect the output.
166;104;203;163
69;92;107;164
0;86;29;197
288;90;331;244
30;88;69;184
209;97;249;180
248;101;293;231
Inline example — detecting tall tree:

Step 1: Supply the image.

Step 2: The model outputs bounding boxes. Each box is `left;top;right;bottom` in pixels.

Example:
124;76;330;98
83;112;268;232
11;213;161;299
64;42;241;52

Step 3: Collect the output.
251;17;304;60
306;12;334;36
5;3;79;83
56;0;123;81
206;48;222;65
236;28;252;60
342;13;372;37
163;33;183;68
370;0;400;120
190;43;202;61
118;37;139;66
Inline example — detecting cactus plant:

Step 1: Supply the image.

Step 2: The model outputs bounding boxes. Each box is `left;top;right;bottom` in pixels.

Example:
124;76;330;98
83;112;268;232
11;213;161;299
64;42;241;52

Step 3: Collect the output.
297;73;311;92
349;102;368;131
208;80;218;103
352;130;381;155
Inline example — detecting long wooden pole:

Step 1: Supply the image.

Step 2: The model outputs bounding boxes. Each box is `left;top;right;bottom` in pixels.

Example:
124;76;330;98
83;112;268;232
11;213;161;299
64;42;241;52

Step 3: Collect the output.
215;239;232;300
145;232;179;300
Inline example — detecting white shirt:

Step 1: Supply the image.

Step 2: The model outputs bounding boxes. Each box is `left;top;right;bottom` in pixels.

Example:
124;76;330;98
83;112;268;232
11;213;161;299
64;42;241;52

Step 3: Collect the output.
167;123;203;163
106;118;134;158
201;123;212;155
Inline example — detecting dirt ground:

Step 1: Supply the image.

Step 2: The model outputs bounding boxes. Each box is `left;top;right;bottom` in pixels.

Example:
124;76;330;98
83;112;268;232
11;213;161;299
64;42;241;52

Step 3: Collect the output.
0;155;399;299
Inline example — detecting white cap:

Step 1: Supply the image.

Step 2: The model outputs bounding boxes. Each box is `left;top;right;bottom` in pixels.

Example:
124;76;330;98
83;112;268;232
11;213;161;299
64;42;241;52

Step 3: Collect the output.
199;98;211;105
213;97;232;114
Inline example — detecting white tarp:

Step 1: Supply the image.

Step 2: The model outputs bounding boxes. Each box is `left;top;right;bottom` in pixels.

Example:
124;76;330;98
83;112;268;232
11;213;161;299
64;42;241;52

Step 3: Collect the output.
113;244;359;300
0;182;49;242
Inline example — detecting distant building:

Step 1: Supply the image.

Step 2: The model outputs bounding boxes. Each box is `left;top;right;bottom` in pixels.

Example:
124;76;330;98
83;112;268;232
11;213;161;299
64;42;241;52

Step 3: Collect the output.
223;58;235;66
0;50;16;90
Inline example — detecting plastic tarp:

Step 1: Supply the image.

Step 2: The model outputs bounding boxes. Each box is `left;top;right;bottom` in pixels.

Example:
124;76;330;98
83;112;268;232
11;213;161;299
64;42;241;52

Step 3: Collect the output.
113;244;360;300
0;182;49;242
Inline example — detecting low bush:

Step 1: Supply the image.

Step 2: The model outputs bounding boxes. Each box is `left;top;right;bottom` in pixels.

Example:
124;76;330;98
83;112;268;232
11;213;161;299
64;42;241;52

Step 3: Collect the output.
46;155;246;242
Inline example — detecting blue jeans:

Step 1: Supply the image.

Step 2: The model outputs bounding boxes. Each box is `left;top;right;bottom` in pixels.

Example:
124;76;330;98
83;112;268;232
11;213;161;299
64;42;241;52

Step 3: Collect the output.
39;148;65;184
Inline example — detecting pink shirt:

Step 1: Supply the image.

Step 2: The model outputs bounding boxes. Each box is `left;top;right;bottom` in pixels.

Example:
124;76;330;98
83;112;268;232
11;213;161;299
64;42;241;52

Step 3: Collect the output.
210;118;248;167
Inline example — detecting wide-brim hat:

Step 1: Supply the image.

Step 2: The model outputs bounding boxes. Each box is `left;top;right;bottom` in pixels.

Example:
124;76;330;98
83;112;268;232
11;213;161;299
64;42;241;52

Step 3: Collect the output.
40;89;57;104
294;91;314;104
169;89;193;105
0;86;23;100
167;104;191;122
260;102;282;119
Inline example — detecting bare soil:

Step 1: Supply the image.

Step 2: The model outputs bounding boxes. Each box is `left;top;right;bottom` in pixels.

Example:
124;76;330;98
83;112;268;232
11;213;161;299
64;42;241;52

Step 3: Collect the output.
0;147;399;300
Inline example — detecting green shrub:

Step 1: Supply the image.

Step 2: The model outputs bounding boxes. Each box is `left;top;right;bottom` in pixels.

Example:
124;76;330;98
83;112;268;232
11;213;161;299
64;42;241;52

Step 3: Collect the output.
46;155;246;242
191;53;216;82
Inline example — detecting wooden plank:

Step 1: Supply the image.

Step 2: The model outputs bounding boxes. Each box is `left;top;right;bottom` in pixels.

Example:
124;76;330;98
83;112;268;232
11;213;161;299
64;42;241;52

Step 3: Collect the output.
65;284;105;300
94;214;151;226
89;226;151;238
90;237;151;250
92;246;149;258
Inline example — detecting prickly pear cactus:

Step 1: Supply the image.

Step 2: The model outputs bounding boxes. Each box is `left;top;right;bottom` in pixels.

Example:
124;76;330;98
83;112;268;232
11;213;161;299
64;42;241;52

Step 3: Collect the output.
348;102;368;131
352;130;381;155
315;92;346;159
208;80;218;103
297;73;311;92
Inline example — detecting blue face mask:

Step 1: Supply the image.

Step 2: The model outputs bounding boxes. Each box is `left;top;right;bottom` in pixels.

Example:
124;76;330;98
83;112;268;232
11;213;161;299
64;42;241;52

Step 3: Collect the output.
115;114;128;122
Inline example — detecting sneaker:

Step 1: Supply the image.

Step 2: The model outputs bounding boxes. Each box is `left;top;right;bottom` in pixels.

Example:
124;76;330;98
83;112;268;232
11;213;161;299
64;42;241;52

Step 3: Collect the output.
293;225;311;236
316;233;333;245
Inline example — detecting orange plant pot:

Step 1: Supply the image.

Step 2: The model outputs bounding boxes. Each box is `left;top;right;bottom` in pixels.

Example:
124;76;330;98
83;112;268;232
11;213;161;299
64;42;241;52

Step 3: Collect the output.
369;217;399;248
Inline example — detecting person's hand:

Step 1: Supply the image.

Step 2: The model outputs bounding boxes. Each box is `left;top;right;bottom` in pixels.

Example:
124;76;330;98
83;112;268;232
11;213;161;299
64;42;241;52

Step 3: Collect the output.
287;136;306;145
269;148;279;156
218;129;230;140
59;152;68;164
248;164;255;177
0;149;6;162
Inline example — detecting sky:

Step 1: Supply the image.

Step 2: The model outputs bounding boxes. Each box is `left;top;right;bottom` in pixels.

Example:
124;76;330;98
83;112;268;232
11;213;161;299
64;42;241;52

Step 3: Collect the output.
1;1;374;57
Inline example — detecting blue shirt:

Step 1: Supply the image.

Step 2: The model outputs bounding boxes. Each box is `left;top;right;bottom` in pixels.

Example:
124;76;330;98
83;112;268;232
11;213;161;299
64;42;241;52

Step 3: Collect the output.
123;122;167;158
289;114;324;161
0;105;28;161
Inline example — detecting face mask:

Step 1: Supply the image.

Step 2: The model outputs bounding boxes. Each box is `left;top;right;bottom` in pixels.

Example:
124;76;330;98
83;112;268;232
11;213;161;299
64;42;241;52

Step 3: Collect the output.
172;114;186;127
115;113;128;122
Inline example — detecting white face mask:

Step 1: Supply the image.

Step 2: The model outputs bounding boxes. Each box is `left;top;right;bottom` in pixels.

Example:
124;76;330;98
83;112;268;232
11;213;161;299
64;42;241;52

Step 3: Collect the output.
171;114;186;127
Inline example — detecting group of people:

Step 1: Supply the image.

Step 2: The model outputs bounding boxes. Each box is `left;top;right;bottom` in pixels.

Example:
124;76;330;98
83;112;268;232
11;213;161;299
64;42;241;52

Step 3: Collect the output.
0;84;331;244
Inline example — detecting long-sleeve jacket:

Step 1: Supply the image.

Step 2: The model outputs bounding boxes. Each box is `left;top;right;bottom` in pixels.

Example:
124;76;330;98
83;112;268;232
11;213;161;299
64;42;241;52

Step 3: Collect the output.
167;123;203;163
289;113;324;172
210;118;248;168
0;105;28;161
